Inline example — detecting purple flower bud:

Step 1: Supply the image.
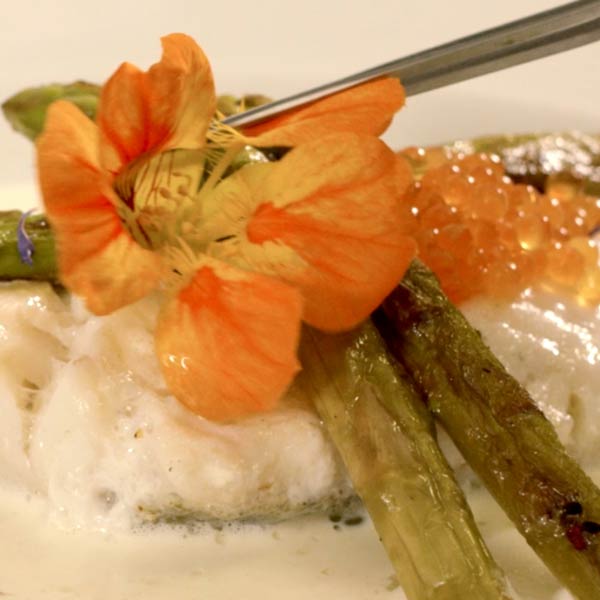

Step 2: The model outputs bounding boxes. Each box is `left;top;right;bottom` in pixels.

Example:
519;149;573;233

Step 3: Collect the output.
17;210;35;266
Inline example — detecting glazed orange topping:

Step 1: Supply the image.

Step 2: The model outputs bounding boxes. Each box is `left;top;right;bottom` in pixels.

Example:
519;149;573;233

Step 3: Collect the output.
399;148;600;305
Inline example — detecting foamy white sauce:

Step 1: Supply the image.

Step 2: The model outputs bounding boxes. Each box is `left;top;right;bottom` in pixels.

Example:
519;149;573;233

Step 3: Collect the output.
2;287;595;600
0;487;403;600
0;483;576;600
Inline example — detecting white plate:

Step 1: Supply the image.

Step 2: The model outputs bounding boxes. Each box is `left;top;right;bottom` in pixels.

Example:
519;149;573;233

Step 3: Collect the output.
0;1;598;598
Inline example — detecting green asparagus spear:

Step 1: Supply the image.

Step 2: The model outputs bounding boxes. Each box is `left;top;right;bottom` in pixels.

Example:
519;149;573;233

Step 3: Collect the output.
0;211;58;281
300;322;514;600
379;260;600;599
216;93;272;117
2;80;271;141
2;82;101;140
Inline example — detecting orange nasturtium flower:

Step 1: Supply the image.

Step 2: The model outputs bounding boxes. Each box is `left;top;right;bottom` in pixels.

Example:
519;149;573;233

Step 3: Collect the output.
36;34;416;422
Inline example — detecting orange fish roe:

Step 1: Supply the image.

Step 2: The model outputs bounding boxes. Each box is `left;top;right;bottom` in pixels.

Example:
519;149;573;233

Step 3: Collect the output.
398;147;600;305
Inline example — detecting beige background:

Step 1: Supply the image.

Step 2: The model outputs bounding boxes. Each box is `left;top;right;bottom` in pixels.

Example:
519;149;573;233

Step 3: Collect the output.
1;0;598;188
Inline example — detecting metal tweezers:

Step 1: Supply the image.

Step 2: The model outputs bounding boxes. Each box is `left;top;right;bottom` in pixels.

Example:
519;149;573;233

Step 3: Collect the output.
223;0;600;129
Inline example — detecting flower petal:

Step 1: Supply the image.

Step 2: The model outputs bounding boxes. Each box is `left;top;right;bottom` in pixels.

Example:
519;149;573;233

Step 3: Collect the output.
242;78;405;148
245;134;417;331
98;33;215;172
37;100;163;314
156;259;303;422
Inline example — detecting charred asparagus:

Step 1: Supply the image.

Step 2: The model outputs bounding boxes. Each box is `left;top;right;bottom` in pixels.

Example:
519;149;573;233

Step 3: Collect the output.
300;323;514;600
379;261;600;599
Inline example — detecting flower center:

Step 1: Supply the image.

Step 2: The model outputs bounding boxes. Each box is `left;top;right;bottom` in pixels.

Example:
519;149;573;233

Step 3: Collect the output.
113;149;206;250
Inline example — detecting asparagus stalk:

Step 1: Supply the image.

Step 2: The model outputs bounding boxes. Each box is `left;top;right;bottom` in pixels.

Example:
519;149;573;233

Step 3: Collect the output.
216;93;272;117
300;323;514;600
2;82;100;140
0;211;58;281
379;260;600;600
